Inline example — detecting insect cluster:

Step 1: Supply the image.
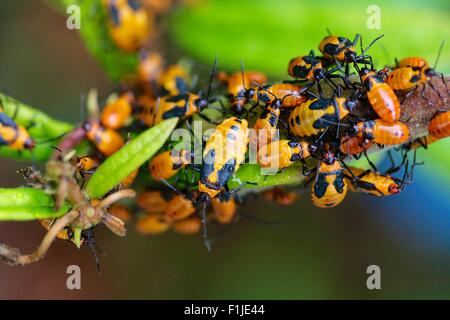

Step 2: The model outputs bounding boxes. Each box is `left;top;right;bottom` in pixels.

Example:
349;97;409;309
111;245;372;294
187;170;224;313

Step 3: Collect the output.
1;1;449;265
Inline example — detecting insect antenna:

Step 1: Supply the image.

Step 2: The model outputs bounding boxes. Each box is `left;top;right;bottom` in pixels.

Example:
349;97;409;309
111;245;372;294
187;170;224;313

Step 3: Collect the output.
432;40;445;70
205;56;219;102
361;34;384;55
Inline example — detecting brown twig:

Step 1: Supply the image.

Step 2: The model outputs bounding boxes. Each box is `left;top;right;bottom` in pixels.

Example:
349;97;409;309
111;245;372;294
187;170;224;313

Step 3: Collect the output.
0;210;79;266
398;76;449;140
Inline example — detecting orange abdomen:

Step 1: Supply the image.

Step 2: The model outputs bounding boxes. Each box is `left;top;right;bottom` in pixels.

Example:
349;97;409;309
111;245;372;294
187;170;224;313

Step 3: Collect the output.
398;57;429;70
372;120;409;145
266;83;307;108
429;111;450;139
340;136;372;155
149;151;178;180
367;82;400;123
385;67;422;91
101;93;133;129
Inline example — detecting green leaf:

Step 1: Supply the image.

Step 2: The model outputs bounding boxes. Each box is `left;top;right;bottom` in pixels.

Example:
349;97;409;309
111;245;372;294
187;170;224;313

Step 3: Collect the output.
59;0;139;82
0;92;74;161
86;118;179;199
228;163;305;190
170;0;450;77
0;188;69;221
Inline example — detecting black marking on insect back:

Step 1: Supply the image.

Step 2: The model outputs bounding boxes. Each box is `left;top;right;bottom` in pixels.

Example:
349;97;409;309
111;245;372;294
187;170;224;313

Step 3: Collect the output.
295;115;301;125
293;65;309;78
217;158;237;188
0;135;9;146
338;36;352;46
259;110;269;119
290;118;295;127
165;95;186;103
109;5;120;26
309;98;333;110
0;113;18;128
258;92;271;104
324;43;340;56
201;149;216;180
162;105;187;119
268;112;278;127
410;74;422;83
128;0;141;11
175;77;188;94
303;55;317;65
334;172;345;193
230;125;240;131
355;180;376;192
314;114;339;130
314;173;329;198
172;163;183;170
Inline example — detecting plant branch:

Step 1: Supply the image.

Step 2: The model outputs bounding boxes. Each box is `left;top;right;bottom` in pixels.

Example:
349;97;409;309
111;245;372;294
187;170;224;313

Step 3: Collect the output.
0;210;79;266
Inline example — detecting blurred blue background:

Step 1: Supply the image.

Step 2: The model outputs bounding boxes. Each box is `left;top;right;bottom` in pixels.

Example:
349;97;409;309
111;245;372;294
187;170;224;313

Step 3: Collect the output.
0;0;448;299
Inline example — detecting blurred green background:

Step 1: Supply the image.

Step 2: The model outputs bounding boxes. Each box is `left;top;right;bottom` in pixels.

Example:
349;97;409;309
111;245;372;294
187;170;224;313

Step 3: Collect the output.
0;0;449;299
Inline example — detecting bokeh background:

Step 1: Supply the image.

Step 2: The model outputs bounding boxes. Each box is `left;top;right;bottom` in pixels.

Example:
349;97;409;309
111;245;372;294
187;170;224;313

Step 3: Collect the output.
0;0;449;299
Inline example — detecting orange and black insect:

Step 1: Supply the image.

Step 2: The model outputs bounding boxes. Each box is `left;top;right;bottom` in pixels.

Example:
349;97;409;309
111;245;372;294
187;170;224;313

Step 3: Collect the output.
198;117;249;202
100;91;135;130
82;121;125;156
351;119;410;145
387;43;448;96
359;67;400;123
140;58;218;127
310;150;348;208
345;167;402;197
149;148;192;181
38;221;102;270
218;68;267;113
319;34;383;77
195;117;249;248
69;155;100;187
287;51;346;95
288;96;357;138
256;83;307;108
157;64;190;96
258;139;312;171
250;89;287;150
344;150;414;197
339;135;373;157
429;111;450;139
103;0;152;52
0;103;35;151
319;35;359;63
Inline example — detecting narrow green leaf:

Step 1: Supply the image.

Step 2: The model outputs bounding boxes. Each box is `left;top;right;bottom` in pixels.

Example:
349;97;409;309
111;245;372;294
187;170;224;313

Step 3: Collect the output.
0;92;73;139
59;0;139;82
228;163;306;190
0;188;69;221
86;118;179;199
0;92;74;161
